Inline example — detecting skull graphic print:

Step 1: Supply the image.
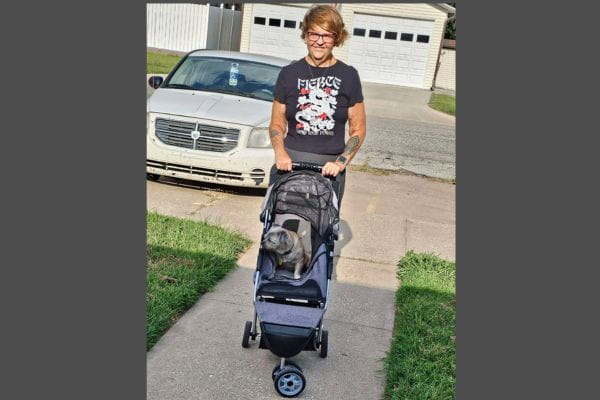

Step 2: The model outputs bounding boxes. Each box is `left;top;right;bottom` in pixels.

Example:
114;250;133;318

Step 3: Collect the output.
295;76;341;136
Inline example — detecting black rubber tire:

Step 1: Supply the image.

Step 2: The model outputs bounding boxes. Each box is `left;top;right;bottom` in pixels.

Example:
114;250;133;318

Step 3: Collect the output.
242;321;252;348
146;173;160;181
319;330;328;358
272;361;302;381
273;366;306;398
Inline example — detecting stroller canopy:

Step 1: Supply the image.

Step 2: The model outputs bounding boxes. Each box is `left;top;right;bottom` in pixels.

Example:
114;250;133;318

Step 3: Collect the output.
261;171;339;240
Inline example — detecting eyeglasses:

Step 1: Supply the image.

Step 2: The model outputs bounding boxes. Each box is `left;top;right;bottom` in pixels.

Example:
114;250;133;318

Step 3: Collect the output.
307;31;336;43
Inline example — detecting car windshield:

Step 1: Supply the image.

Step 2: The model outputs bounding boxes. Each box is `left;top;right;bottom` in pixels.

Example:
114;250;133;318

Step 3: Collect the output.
163;56;282;102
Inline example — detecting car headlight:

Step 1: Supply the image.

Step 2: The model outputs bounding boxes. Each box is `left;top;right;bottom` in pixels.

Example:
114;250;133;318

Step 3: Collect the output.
247;127;272;148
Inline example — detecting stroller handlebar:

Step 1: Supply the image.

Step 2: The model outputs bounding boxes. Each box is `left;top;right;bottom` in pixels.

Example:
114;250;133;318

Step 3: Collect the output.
291;162;323;172
289;162;338;183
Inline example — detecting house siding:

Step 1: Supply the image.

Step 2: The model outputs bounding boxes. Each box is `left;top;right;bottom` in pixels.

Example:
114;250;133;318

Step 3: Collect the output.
436;48;456;91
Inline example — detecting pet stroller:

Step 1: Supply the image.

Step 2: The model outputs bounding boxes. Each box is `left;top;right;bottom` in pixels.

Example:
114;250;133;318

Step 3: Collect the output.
241;162;340;398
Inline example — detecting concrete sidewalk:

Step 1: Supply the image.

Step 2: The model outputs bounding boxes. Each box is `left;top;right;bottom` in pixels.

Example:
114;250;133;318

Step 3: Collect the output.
146;170;455;399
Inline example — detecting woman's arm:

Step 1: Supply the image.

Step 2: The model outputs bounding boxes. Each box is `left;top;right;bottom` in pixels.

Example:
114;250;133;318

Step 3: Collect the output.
322;101;367;177
269;100;292;171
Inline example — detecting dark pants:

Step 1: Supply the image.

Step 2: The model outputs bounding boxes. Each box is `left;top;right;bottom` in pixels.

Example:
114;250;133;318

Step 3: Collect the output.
269;148;346;208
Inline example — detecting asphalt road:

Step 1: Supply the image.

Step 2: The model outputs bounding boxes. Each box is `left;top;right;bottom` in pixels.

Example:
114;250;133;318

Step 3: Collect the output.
355;114;455;179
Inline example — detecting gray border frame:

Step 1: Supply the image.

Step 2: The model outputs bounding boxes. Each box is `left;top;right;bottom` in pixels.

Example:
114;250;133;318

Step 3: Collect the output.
457;1;598;399
2;1;147;399
3;1;598;399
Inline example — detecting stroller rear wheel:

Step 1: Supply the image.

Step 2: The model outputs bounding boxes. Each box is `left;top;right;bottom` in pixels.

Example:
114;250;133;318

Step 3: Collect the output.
319;329;328;358
274;366;306;398
242;321;252;348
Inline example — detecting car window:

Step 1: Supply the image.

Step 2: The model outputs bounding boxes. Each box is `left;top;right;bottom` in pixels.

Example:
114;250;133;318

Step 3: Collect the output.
164;56;282;102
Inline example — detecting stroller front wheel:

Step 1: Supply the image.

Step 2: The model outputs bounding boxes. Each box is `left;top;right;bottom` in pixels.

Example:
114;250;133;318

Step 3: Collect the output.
272;361;303;381
274;366;306;398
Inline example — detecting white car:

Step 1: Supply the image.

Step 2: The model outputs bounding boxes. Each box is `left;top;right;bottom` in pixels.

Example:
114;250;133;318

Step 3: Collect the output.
147;50;290;188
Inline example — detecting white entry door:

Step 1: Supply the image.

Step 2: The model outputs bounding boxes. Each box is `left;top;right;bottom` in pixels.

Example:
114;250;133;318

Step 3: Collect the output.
348;13;434;88
249;4;309;62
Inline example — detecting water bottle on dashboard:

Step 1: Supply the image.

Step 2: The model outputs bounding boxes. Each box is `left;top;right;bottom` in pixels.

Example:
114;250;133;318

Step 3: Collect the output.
229;63;239;86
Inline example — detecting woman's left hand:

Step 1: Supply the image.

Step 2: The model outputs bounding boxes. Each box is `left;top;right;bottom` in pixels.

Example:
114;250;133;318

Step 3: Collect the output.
322;161;345;177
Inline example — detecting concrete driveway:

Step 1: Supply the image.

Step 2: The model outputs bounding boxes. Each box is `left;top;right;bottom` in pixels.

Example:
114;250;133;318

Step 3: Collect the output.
146;169;455;399
146;79;455;181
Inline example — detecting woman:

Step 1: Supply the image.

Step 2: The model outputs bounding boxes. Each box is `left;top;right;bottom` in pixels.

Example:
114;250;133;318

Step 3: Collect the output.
268;4;367;206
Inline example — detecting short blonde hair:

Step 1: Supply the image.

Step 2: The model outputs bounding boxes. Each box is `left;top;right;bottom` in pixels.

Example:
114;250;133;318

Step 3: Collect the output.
300;5;349;47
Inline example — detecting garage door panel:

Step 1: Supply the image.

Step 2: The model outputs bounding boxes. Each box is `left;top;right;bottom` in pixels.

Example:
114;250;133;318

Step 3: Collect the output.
409;64;426;74
349;13;433;88
383;44;396;53
249;4;308;61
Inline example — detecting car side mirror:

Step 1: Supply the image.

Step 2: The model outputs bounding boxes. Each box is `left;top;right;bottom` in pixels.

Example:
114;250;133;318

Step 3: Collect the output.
148;76;164;89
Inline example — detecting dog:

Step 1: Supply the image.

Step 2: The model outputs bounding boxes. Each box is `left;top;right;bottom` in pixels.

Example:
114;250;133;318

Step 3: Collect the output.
261;225;310;279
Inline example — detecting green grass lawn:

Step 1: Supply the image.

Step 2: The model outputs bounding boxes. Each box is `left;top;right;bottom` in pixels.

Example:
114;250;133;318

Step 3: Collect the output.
146;212;251;350
384;251;456;400
428;93;456;116
147;51;183;74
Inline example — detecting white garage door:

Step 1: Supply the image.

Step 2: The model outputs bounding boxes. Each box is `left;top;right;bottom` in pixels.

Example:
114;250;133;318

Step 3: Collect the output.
249;4;309;62
349;14;434;88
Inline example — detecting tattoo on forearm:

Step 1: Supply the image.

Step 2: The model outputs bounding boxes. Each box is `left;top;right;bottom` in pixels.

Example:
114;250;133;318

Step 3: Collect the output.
342;136;360;156
269;129;282;139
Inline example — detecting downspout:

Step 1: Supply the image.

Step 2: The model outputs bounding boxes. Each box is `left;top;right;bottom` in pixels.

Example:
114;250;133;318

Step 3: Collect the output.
431;14;456;91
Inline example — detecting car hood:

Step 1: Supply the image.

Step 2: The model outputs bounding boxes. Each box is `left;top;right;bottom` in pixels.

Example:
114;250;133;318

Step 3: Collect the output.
147;89;273;127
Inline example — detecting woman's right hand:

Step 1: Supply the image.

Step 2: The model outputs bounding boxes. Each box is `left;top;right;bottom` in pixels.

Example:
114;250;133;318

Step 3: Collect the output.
275;150;292;171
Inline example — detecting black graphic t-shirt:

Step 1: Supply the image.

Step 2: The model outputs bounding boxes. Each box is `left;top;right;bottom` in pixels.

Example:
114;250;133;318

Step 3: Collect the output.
273;58;364;155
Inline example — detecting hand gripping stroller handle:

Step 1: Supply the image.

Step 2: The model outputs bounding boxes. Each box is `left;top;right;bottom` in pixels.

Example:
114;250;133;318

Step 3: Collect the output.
291;162;323;173
291;162;338;187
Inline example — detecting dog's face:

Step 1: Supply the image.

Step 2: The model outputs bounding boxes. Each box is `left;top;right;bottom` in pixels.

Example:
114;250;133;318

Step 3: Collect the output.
261;226;293;253
262;225;309;279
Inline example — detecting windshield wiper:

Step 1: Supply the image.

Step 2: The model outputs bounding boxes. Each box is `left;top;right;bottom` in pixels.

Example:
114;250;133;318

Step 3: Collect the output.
164;83;195;90
208;88;257;99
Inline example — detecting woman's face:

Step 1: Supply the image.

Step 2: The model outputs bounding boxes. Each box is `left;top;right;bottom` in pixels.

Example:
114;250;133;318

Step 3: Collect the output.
305;24;336;62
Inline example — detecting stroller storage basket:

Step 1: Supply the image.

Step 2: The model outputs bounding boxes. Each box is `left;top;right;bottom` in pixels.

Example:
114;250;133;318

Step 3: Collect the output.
256;243;329;303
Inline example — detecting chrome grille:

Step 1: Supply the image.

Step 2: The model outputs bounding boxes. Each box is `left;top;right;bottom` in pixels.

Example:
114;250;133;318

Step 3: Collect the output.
154;118;240;152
